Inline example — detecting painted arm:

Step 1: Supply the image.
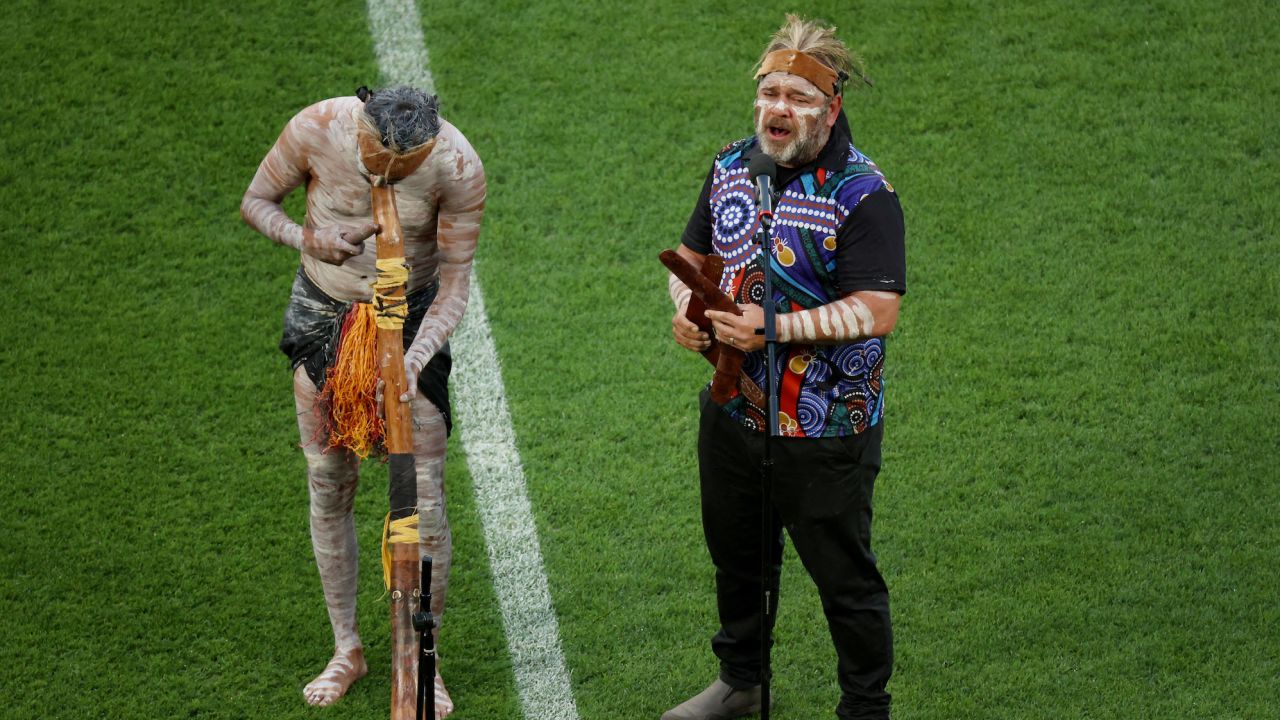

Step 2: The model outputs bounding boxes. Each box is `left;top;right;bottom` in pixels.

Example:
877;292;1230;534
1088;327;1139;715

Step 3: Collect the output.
400;140;486;399
240;106;376;263
669;244;712;353
706;290;901;351
776;290;901;343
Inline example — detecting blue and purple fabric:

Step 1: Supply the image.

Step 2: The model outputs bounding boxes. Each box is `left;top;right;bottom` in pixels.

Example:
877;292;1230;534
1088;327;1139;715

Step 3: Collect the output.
709;137;893;438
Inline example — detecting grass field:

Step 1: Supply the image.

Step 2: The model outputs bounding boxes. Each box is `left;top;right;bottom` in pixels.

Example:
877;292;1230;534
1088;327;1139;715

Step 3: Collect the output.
2;0;1277;718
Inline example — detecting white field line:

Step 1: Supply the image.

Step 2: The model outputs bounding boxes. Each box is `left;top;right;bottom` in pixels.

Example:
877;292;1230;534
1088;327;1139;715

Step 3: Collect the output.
366;3;582;720
450;283;581;720
367;0;435;94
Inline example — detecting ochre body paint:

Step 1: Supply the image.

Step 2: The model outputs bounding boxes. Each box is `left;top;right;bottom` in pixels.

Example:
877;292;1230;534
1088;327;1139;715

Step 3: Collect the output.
245;96;484;716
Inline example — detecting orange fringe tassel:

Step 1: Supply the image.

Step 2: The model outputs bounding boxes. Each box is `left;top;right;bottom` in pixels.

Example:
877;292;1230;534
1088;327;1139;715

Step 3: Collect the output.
319;303;385;458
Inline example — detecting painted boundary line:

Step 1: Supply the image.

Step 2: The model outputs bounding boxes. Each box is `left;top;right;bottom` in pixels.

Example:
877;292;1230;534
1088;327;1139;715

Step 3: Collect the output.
368;0;435;93
449;284;581;720
366;2;582;719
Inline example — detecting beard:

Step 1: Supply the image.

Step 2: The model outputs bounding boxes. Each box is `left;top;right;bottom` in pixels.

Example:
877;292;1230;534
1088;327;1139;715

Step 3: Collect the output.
755;111;828;166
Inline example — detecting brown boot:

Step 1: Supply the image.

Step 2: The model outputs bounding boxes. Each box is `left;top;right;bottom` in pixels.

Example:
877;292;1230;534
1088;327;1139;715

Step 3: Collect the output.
661;679;764;720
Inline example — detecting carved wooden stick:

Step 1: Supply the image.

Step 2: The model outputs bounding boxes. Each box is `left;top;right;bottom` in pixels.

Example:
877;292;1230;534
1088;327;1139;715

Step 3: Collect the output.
659;250;766;407
684;254;722;336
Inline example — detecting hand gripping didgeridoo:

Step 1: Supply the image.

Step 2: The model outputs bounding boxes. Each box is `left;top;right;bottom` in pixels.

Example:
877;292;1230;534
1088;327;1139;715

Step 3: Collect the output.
659;249;766;407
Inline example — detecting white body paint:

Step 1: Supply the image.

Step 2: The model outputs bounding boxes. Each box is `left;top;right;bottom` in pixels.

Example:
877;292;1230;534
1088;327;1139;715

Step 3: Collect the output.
668;272;692;308
242;84;483;720
752;72;836;167
293;366;452;709
755;97;826;118
777;292;896;344
364;1;582;719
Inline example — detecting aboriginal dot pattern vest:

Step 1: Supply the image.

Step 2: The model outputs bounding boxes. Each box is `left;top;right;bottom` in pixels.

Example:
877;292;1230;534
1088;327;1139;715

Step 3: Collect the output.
708;137;893;437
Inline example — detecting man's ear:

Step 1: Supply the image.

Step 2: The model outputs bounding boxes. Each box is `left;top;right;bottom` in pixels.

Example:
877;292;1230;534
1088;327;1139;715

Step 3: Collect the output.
826;94;843;129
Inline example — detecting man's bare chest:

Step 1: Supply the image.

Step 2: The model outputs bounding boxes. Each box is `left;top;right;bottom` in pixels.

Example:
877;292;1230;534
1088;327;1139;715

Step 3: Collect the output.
307;170;441;238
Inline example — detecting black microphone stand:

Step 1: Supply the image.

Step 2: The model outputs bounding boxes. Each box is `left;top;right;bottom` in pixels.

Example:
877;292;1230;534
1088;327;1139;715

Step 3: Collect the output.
412;556;436;720
748;155;780;720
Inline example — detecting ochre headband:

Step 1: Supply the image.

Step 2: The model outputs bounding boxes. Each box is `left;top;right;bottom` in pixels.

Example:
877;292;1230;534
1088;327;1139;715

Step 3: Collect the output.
755;50;841;96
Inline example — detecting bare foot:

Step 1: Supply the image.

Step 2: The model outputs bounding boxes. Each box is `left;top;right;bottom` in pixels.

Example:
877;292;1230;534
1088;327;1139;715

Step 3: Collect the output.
303;646;368;707
435;672;455;719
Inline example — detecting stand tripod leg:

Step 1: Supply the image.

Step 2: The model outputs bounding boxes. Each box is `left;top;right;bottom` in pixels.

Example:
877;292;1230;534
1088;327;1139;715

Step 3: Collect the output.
414;557;437;720
760;457;773;720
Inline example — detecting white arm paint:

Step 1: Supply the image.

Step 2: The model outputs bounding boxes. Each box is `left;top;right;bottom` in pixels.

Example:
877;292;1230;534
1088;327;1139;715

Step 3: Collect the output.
402;126;486;379
777;290;901;343
668;272;692;310
241;108;315;250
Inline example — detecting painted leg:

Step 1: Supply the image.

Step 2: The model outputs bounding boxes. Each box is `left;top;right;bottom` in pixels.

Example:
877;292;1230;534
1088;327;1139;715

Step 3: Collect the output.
304;646;367;708
295;367;368;706
414;399;453;717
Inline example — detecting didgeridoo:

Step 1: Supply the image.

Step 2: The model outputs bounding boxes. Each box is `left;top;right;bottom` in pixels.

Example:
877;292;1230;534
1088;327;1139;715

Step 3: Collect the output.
362;127;437;719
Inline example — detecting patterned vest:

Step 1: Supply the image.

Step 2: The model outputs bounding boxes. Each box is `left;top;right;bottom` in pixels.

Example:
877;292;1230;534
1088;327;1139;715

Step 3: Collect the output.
708;137;893;437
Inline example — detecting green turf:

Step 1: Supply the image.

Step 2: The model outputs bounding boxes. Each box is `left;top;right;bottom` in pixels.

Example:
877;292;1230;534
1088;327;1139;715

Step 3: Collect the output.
2;0;1277;718
0;1;517;718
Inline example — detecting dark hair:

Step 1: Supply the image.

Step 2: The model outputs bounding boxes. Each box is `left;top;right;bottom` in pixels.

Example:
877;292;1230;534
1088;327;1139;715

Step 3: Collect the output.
361;86;441;152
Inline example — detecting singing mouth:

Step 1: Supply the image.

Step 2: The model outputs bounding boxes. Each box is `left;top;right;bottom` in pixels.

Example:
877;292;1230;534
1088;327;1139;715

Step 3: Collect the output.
767;124;792;141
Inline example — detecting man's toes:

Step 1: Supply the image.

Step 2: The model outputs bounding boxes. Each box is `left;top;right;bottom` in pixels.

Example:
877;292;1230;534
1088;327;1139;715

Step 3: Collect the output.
303;682;339;707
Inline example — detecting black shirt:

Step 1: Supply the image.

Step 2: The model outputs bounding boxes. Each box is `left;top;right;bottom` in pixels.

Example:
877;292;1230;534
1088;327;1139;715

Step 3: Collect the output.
680;116;906;296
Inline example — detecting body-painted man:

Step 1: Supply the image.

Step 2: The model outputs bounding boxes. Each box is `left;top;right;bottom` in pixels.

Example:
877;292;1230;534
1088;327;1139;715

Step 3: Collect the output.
241;86;485;717
663;16;906;720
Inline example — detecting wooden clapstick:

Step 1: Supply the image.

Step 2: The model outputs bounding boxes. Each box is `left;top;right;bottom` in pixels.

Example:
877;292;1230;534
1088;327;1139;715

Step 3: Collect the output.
661;249;740;316
659;250;766;407
684;254;723;333
681;255;744;402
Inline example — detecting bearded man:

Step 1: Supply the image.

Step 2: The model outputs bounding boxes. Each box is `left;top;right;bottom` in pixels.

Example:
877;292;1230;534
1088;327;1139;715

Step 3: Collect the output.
663;16;906;720
241;86;485;717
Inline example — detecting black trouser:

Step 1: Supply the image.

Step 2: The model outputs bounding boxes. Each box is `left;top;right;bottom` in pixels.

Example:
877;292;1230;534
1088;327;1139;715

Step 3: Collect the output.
697;391;892;720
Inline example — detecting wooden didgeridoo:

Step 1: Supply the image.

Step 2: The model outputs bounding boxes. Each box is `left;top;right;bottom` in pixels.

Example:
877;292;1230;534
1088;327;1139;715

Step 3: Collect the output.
371;190;414;455
370;182;422;720
659;250;766;407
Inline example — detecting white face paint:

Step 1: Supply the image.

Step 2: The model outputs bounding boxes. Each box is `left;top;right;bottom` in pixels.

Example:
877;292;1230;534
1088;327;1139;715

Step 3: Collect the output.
753;72;834;166
754;97;826;118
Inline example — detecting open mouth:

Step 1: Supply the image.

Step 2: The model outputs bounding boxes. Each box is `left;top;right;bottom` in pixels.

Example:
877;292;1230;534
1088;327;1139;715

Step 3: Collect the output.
767;125;792;141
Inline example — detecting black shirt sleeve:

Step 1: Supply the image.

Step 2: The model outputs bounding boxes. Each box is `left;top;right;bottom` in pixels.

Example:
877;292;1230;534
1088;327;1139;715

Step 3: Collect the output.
836;188;907;296
680;164;716;255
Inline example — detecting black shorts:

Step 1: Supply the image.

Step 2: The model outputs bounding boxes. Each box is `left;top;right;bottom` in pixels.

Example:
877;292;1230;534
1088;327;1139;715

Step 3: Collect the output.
279;268;452;435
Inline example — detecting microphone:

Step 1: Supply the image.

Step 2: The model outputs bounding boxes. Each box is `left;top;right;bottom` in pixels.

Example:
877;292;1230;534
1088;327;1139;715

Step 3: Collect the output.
747;153;778;224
